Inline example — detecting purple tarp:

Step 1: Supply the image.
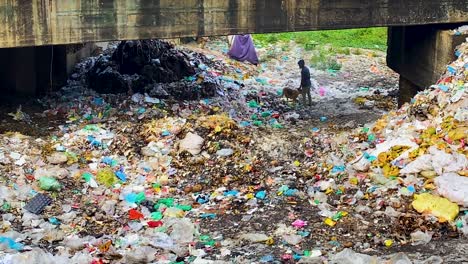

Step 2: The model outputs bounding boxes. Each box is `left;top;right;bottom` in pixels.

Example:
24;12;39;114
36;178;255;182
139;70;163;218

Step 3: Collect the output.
228;35;259;65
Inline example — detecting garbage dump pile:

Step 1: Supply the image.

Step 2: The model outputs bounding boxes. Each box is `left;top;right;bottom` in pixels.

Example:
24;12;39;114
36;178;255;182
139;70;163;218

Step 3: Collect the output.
0;38;466;264
85;39;227;100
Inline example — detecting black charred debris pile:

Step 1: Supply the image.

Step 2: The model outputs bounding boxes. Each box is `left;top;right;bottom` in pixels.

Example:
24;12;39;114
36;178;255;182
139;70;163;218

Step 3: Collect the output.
77;39;233;100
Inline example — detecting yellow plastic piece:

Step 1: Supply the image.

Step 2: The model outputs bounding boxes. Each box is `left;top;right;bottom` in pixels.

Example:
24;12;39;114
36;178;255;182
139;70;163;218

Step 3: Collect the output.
412;193;459;222
324;218;336;227
266;237;274;246
96;168;117;187
384;239;393;247
448;127;467;141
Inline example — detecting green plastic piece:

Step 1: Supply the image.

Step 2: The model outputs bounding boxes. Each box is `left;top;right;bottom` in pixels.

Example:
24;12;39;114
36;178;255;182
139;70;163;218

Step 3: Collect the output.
271;123;283;129
83;124;100;132
157;198;174;207
253;121;263;126
150;212;163;220
205;240;216;247
199;235;211;242
2;202;11;211
39;176;61;191
82;172;93;182
176;204;192;211
135;192;146;204
248;100;259;108
332;211;343;221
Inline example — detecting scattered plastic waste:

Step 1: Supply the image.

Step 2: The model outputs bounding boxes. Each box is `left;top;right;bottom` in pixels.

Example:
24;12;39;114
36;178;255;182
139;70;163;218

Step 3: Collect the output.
0;34;466;263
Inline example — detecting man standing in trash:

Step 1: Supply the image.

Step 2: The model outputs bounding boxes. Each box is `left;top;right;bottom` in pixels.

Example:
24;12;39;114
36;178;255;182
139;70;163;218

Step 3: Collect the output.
298;59;312;106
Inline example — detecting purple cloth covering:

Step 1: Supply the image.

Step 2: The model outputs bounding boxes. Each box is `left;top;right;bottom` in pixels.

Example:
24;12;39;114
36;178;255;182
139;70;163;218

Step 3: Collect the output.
228;35;259;65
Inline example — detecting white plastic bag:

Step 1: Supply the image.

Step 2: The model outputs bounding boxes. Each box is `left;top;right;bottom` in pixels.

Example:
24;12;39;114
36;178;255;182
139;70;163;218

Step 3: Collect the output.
435;172;468;206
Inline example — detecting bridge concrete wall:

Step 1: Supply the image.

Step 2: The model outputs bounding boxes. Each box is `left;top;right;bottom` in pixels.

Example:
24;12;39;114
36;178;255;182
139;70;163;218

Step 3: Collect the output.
0;0;467;48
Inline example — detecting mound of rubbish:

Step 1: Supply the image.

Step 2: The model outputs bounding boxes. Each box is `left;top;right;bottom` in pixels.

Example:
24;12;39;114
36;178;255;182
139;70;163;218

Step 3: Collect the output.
0;35;466;263
85;39;221;99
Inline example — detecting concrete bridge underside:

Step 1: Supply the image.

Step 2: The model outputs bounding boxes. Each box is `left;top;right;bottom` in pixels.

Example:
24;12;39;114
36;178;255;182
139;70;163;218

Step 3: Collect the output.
0;0;467;102
0;0;467;48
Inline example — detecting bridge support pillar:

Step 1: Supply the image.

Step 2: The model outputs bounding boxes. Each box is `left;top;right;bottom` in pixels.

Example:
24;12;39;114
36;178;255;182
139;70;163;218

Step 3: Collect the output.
0;43;96;97
387;25;466;105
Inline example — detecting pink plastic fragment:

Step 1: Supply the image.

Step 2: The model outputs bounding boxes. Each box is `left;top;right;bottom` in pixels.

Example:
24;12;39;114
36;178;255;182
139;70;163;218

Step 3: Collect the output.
292;219;307;228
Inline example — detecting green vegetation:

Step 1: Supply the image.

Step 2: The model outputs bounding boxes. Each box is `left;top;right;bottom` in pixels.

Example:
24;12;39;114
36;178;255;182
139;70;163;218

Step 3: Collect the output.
309;46;343;71
254;28;387;69
253;27;388;51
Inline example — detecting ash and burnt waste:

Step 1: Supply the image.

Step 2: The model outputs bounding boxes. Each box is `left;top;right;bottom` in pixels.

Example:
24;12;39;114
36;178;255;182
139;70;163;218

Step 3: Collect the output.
83;39;226;100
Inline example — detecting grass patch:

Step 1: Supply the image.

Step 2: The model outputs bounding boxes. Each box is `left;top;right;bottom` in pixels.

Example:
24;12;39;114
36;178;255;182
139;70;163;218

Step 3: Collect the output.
309;46;342;71
254;28;387;51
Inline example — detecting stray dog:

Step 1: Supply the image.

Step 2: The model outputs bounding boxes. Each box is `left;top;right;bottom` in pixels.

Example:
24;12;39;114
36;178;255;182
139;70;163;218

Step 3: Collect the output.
283;88;301;103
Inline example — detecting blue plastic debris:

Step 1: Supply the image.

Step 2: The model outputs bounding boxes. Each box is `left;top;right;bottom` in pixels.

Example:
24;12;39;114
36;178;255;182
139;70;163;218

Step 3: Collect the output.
102;156;115;166
196;195;209;204
49;217;61;225
224;190;239;197
260;255;274;263
284;189;298;197
200;213;217;219
93;97;104;106
320;116;328;122
438;84;449;92
87;135;101;147
125;193;138;204
239;121;251;127
447;65;457;74
115;170;127;182
255;190;267;200
363;152;377;162
0;236;24;251
331;165;346;174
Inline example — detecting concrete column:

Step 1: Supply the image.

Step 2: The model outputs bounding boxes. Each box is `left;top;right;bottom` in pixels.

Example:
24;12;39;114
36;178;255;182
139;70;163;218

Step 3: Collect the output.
387;24;467;105
398;76;422;107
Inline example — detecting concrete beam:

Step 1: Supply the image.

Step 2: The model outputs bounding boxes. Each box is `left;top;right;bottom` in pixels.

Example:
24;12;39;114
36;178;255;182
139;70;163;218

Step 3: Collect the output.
0;0;467;48
387;25;467;104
